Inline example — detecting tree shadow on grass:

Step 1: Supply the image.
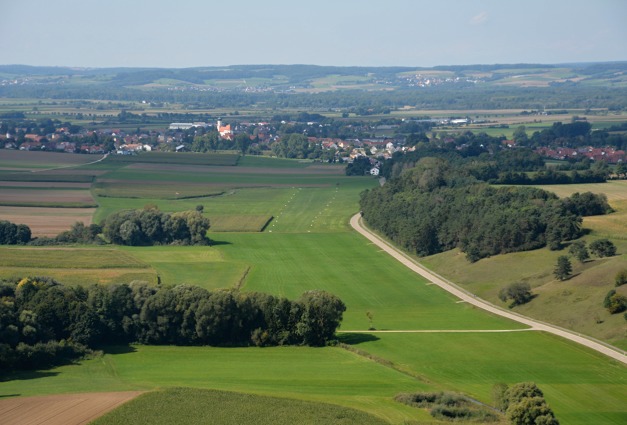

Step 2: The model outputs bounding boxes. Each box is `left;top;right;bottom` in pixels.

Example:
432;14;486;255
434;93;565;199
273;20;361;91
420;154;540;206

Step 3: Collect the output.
0;370;59;385
209;239;232;246
101;344;138;355
336;333;380;345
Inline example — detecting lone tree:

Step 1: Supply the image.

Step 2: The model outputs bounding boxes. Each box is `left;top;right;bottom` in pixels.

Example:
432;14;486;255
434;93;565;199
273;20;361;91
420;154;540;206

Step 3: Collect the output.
505;382;559;425
498;282;533;307
616;269;627;287
568;240;589;263
589;238;617;258
554;256;572;281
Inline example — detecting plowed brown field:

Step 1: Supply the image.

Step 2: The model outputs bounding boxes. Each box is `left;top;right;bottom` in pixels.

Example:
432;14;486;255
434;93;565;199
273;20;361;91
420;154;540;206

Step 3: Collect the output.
0;392;143;425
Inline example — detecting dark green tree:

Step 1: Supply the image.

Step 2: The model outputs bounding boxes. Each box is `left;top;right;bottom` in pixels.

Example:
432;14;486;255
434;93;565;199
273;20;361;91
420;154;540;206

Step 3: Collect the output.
498;282;533;307
296;290;346;346
568;240;589;263
589;239;617;257
554;256;572;281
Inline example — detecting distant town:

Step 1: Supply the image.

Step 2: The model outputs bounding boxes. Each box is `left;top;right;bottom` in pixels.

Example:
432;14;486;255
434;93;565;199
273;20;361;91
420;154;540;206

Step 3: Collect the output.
1;116;625;173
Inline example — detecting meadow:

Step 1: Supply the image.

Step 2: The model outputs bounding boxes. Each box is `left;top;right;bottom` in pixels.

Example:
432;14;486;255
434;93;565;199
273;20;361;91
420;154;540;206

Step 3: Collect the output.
0;152;625;424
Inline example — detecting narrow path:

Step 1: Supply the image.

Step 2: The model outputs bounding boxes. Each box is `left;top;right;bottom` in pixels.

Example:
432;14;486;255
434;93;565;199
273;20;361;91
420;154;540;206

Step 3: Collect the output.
31;153;109;173
339;329;534;333
350;213;627;365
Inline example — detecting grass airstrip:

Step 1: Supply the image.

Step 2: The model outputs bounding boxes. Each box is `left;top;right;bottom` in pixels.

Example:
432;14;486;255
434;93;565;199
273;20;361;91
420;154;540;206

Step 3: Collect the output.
0;151;625;424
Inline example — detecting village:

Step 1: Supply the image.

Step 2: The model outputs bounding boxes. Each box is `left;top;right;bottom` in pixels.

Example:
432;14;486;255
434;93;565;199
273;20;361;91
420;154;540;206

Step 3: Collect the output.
0;117;625;171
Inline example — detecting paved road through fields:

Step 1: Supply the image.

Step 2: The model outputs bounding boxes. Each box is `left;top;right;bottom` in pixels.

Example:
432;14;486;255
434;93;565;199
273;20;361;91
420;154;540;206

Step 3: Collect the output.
350;213;627;365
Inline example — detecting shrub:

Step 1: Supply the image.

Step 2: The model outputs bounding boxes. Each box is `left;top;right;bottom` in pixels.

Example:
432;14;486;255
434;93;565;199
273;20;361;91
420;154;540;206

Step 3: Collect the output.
603;290;627;314
615;269;627;287
589;238;617;257
498;282;533;307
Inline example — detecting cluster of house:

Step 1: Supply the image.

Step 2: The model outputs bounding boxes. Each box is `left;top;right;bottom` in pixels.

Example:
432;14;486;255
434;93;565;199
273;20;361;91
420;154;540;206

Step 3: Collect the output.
399;74;481;88
535;146;625;164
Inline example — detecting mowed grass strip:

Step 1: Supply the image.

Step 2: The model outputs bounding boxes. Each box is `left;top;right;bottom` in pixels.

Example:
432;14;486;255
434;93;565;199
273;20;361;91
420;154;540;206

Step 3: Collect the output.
0;345;429;424
0;267;156;286
93;181;226;200
218;232;524;331
353;332;627;425
0;247;149;269
209;215;272;232
121;246;248;289
91;387;389;425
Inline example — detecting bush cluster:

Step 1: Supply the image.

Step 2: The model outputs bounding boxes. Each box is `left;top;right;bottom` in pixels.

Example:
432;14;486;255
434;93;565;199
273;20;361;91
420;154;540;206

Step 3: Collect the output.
394;391;499;422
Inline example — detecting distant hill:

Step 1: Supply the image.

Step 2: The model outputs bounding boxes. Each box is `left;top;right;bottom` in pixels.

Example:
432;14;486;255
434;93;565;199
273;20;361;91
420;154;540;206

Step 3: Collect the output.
1;62;626;110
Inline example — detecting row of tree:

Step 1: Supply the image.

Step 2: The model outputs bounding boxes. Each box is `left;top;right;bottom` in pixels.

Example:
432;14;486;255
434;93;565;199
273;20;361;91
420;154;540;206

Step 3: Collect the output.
0;278;346;370
359;158;611;262
0;207;211;247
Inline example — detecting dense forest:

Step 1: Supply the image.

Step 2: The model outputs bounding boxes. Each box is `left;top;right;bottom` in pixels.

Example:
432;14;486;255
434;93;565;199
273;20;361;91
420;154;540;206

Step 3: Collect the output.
0;278;346;370
360;157;611;262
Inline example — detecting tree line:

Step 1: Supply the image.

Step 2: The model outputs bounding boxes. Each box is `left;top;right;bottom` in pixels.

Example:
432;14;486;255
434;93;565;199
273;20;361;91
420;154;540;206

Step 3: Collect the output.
0;278;346;370
359;157;611;262
3;207;211;247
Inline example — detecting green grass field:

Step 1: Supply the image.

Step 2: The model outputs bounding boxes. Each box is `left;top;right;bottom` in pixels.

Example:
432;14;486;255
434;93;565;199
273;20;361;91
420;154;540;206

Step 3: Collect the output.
0;153;626;424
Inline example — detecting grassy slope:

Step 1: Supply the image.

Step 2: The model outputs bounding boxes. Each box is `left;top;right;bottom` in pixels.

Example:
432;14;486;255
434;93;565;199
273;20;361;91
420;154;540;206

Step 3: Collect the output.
421;185;627;348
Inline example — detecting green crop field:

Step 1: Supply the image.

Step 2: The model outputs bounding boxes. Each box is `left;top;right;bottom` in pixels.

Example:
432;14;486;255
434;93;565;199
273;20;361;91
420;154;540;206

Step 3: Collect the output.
104;152;240;166
0;153;625;425
91;388;390;425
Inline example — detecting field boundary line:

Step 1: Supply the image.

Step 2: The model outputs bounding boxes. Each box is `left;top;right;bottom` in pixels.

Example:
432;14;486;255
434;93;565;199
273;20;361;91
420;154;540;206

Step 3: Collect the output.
350;213;627;365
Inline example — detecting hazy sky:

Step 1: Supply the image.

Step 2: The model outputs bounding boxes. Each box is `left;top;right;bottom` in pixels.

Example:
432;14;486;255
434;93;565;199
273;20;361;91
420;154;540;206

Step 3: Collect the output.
1;0;626;68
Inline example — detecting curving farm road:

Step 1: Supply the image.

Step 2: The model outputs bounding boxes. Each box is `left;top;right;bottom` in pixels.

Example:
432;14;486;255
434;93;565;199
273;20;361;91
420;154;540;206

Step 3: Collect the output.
350;213;627;365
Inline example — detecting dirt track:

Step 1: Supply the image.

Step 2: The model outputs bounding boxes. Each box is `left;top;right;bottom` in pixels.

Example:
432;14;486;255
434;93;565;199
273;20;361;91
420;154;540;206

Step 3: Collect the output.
0;391;143;425
350;213;627;365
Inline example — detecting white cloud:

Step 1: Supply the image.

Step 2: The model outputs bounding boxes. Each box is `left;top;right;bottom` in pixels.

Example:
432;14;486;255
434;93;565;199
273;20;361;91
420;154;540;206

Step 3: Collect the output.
470;11;489;26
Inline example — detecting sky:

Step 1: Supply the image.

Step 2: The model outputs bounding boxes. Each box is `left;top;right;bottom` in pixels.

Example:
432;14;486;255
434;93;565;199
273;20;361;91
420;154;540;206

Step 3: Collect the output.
1;0;626;68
